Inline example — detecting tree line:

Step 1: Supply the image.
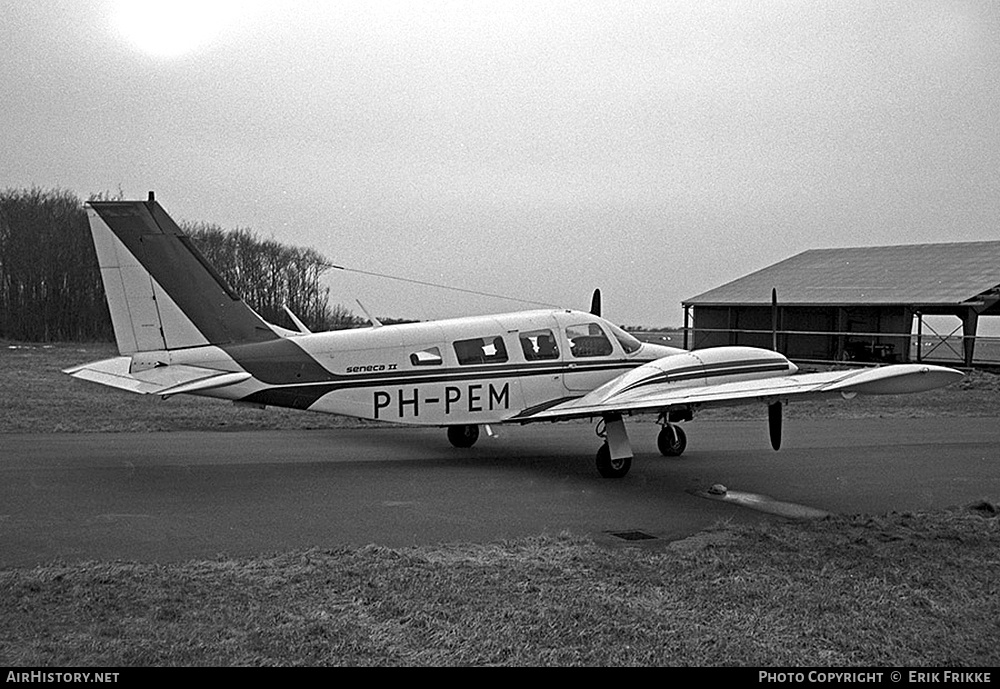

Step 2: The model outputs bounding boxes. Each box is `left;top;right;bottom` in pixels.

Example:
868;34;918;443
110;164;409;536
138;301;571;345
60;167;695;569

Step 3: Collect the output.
0;188;363;342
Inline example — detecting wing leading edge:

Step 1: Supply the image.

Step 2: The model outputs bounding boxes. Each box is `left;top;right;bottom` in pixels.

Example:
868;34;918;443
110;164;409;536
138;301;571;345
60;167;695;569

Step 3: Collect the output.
516;362;964;422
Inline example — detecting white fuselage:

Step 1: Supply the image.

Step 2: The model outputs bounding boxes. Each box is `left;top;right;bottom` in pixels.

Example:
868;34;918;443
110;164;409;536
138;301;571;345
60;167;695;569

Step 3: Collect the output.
165;309;682;425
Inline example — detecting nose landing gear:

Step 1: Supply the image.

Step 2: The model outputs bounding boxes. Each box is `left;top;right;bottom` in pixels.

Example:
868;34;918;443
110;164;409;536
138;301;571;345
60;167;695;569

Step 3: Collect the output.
595;443;632;479
594;412;633;478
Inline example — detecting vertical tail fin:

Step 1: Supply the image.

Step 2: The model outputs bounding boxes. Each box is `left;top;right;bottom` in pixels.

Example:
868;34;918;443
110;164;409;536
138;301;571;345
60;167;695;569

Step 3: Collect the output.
87;196;278;354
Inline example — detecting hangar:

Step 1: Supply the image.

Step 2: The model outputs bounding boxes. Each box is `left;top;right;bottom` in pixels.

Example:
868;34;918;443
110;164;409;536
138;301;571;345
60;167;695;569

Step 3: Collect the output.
682;241;1000;367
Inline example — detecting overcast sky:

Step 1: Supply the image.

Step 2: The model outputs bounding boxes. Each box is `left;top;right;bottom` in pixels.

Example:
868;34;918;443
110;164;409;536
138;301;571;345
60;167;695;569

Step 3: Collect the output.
3;1;999;326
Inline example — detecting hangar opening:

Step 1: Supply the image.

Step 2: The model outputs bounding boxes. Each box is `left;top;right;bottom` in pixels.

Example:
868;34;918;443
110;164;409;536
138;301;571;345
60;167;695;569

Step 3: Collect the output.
682;241;1000;368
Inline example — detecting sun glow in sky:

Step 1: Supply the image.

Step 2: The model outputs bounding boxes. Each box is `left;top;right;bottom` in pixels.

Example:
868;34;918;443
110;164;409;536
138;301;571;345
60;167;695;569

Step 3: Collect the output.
112;0;250;57
4;2;1000;326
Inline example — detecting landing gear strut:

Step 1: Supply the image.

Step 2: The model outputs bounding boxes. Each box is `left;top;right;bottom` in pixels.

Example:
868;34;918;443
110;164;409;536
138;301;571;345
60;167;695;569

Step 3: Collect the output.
447;424;480;448
595;413;633;478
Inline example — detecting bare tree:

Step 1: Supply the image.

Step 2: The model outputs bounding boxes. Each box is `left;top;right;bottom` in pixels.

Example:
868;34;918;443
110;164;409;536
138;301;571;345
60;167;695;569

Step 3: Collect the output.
0;187;372;342
0;188;110;341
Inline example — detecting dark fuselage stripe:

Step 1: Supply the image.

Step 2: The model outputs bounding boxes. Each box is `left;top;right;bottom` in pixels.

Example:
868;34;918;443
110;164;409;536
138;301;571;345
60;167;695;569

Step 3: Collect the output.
236;357;645;409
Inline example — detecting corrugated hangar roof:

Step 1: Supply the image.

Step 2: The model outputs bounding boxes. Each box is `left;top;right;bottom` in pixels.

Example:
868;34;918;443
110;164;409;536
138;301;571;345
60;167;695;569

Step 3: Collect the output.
684;241;1000;307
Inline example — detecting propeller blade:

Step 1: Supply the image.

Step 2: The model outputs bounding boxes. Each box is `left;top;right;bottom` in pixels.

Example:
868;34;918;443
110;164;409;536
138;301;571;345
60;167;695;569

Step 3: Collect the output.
590;288;602;317
771;287;778;352
768;401;783;451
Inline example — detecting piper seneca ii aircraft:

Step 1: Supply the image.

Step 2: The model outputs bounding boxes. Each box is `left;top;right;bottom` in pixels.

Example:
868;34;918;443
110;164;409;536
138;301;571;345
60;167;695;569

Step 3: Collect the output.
67;195;964;478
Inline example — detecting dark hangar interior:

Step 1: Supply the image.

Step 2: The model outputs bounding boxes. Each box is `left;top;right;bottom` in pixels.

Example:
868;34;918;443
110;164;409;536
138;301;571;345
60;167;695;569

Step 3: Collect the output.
683;241;1000;368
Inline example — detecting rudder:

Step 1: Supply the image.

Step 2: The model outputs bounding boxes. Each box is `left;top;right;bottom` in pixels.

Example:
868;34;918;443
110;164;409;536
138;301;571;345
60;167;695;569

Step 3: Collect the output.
88;196;278;354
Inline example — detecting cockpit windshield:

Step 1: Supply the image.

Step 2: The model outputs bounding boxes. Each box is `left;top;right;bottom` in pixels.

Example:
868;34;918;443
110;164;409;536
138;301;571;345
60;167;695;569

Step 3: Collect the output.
605;322;643;354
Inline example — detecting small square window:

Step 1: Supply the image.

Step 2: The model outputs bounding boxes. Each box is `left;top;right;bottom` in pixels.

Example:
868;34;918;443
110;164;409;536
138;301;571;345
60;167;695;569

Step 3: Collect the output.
410;347;442;366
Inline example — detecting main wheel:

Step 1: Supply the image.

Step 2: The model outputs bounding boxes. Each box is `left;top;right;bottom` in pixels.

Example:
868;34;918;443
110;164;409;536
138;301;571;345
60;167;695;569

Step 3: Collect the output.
596;443;632;479
447;424;480;448
657;425;687;457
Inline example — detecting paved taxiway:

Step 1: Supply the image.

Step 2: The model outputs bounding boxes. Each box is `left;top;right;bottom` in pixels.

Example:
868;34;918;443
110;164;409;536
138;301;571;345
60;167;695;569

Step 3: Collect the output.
2;418;998;568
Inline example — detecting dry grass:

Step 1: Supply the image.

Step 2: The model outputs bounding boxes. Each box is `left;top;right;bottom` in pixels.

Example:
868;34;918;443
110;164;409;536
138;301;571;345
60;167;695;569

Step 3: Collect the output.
1;508;997;666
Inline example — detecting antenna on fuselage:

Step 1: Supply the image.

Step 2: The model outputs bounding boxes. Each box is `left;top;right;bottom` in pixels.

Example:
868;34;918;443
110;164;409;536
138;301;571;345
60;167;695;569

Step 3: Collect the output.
356;299;383;328
283;305;313;334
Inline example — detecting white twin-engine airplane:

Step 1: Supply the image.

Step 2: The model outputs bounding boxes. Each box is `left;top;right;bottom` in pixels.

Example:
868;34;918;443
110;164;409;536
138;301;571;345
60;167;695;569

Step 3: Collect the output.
67;197;964;478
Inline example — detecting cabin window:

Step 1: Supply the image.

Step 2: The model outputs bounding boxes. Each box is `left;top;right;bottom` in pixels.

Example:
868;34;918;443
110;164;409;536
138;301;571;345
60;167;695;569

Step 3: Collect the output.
519;329;559;361
410;347;442;366
566;323;613;358
454;336;508;365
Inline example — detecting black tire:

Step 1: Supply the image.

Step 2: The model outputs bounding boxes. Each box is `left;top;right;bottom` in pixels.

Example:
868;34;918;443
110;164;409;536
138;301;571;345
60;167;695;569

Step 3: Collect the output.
447;424;480;448
596;443;631;479
657;425;687;457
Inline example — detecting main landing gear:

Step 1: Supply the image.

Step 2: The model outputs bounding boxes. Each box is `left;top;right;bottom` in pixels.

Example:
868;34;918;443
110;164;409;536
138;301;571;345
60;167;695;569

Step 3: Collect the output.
595;414;689;478
447;424;480;448
656;424;687;457
447;418;690;479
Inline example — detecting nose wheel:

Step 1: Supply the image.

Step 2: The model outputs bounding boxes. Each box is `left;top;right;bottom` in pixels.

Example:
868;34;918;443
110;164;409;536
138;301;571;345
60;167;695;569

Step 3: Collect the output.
594;413;634;478
596;443;632;479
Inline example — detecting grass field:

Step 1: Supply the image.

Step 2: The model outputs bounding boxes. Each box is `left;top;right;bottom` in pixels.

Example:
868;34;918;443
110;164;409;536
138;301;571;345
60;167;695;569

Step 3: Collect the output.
2;342;999;666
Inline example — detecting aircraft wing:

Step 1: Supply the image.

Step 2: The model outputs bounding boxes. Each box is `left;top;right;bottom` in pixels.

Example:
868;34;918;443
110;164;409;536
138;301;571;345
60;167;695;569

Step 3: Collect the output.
513;363;964;422
64;357;251;397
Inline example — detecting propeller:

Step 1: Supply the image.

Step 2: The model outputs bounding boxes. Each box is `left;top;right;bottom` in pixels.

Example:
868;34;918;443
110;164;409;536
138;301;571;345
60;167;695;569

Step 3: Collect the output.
768;288;783;450
771;287;778;352
590;288;602;317
768;401;783;451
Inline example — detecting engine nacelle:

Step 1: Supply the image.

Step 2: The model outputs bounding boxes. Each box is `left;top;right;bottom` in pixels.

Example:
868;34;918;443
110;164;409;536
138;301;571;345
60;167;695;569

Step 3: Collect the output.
587;346;797;404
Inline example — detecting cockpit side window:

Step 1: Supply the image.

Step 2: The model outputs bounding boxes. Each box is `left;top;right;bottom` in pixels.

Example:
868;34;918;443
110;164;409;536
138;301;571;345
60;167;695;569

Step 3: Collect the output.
565;323;614;358
454;336;509;365
519;329;560;361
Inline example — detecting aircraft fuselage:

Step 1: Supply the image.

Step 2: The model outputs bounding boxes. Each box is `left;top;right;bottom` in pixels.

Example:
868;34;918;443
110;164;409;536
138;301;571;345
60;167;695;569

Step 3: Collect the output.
159;309;681;425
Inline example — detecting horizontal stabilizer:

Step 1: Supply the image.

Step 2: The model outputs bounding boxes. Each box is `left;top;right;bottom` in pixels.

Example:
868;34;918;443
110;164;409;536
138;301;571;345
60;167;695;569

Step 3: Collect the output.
64;357;250;397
